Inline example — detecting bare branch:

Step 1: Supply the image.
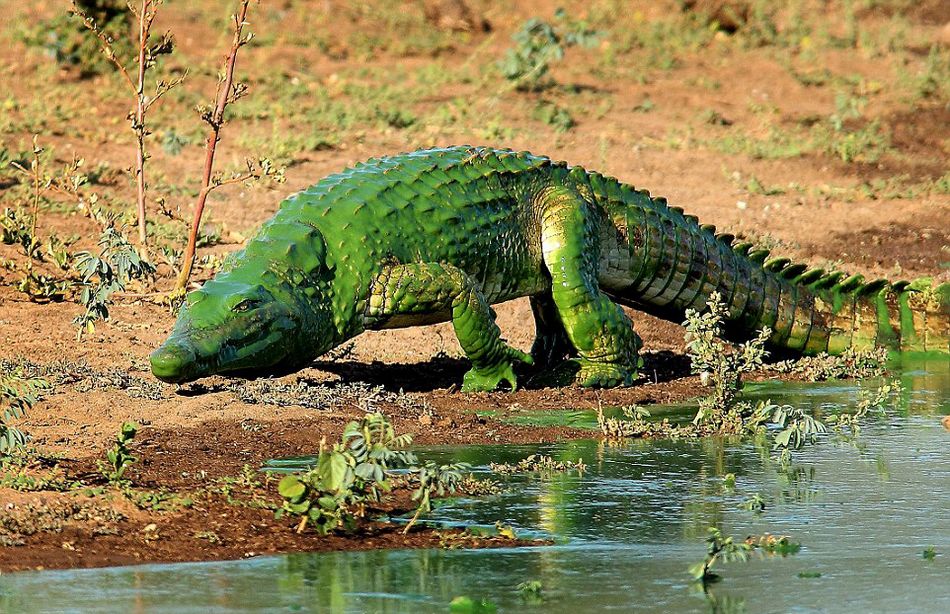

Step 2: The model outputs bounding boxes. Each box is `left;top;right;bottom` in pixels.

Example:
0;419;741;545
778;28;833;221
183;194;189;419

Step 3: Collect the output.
175;0;256;293
70;2;137;96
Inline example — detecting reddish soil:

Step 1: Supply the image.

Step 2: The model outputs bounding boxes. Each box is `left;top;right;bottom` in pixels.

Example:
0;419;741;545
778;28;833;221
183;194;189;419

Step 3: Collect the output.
0;0;947;571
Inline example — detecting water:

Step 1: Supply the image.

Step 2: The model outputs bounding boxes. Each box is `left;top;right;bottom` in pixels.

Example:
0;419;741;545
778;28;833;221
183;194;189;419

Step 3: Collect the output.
1;357;948;613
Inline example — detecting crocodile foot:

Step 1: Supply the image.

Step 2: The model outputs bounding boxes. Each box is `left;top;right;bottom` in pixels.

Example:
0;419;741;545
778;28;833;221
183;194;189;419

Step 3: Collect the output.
528;359;638;389
461;347;534;392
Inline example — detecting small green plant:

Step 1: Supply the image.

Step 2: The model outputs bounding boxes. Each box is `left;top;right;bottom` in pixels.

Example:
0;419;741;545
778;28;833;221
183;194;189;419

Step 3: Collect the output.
403;460;468;533
533;101;575;132
517;579;543;604
99;421;138;486
690;528;800;584
0;370;49;453
73;222;155;336
826;380;901;437
596;404;687;439
684;292;772;433
771;405;827;451
0;452;78;492
922;546;937;560
740;493;766;513
499;10;598;91
689;527;755;584
276;412;416;535
0;207;40;260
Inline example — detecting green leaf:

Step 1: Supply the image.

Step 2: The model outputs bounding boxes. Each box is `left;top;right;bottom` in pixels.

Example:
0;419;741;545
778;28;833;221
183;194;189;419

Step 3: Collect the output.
317;495;338;510
278;475;306;500
286;500;311;514
317;451;350;492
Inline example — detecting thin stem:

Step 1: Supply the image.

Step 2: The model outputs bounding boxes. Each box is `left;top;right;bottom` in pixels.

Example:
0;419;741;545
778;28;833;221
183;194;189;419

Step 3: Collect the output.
175;0;252;293
402;505;424;535
134;0;149;247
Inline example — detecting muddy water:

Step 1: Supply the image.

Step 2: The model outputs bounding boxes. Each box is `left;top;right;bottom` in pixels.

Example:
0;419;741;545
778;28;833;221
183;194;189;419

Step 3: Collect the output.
1;357;948;613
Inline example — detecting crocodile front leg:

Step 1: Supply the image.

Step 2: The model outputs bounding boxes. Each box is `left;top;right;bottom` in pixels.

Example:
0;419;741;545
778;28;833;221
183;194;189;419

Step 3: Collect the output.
539;186;642;387
367;263;533;392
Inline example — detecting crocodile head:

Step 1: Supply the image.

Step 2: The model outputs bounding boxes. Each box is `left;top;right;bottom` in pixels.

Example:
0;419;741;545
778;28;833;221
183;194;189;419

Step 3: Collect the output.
150;276;325;384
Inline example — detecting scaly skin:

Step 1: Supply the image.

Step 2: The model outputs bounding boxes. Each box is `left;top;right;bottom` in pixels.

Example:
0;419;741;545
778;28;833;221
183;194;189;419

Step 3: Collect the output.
151;146;950;391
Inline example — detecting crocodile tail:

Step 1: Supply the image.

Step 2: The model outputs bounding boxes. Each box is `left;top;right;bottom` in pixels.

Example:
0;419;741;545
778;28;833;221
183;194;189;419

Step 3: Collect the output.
591;173;949;356
744;266;950;355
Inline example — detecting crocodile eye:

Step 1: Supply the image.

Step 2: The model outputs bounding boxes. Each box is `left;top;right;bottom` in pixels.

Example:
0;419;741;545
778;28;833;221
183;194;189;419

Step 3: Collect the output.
233;299;260;313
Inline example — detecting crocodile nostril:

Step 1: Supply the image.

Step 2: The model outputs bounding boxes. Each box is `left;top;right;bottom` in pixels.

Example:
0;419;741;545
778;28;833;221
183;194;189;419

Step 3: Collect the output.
149;342;197;383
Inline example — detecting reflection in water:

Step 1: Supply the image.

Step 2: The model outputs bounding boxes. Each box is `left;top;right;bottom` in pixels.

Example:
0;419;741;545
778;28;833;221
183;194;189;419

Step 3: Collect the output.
1;357;948;613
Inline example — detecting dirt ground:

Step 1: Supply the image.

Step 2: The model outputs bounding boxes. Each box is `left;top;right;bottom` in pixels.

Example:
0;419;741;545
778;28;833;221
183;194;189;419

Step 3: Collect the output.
0;0;947;571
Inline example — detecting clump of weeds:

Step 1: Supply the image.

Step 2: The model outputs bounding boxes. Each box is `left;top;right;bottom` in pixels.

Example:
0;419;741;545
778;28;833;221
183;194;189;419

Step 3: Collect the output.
772;347;887;381
499;9;599;92
0;368;49;453
275;412;469;535
689;527;800;585
490;454;586;476
21;0;133;77
684;291;773;434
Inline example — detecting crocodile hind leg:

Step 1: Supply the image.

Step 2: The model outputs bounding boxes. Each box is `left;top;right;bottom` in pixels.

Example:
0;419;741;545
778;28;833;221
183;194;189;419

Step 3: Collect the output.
529;291;576;368
367;262;533;392
538;186;642;387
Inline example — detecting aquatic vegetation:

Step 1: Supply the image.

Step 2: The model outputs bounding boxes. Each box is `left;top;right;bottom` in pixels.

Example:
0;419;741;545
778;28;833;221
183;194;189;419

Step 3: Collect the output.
689;527;800;584
740;493;766;513
436;523;524;550
826;381;902;438
489;454;586;476
404;461;468;533
689;527;757;584
517;579;543;605
596;404;694;440
276;412;416;534
449;596;497;613
769;404;828;464
275;412;468;535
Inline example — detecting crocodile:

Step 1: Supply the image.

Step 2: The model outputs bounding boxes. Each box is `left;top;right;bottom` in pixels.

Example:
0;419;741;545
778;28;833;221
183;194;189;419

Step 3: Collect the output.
150;146;950;391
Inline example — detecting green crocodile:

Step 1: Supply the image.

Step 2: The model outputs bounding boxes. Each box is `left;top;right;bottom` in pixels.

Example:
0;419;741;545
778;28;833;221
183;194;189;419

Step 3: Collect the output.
150;146;950;391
